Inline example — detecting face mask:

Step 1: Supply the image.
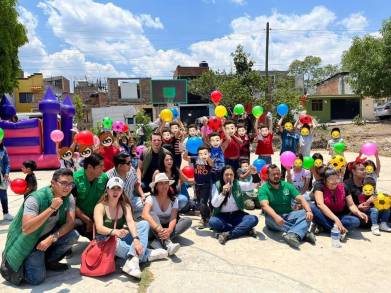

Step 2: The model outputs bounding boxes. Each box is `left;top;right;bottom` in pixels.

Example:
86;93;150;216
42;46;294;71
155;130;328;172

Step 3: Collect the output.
301;128;310;136
331;131;340;139
284;122;293;131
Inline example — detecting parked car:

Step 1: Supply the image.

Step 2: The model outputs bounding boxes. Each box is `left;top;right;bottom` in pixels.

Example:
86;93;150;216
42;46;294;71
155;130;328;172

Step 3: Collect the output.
375;102;391;119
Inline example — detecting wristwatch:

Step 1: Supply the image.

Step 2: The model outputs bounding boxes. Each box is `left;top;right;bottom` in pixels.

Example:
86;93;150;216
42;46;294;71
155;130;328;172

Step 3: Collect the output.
52;232;60;243
133;236;140;241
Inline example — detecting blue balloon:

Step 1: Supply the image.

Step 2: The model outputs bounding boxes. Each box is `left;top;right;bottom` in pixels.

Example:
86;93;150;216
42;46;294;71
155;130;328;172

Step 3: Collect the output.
253;159;266;172
171;108;179;119
276;103;289;116
186;137;203;154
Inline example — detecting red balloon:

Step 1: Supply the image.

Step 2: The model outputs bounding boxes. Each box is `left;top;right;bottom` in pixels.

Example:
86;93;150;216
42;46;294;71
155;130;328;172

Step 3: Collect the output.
208;116;222;131
11;178;27;195
210;90;222;105
299;114;312;125
122;124;129;132
76;130;94;146
260;164;269;181
182;166;195;179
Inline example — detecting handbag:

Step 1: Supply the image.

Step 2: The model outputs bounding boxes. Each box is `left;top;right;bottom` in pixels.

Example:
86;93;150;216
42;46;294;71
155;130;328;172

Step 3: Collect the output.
80;205;119;277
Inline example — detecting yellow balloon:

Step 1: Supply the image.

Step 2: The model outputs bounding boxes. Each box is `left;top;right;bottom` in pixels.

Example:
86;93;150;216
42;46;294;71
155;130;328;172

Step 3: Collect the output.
215;105;227;118
160;109;173;122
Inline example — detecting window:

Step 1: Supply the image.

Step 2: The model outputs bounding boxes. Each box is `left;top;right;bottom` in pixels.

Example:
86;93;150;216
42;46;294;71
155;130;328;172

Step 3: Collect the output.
311;99;323;111
126;117;134;124
19;92;33;103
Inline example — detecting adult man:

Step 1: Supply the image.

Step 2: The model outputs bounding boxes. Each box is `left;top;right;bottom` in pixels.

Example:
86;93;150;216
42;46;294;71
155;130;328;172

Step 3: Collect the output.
73;153;108;239
137;132;169;192
1;169;79;285
258;164;315;248
106;152;145;219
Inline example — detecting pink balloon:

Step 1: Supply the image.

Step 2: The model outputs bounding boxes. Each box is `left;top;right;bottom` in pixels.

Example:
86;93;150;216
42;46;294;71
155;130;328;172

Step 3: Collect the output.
136;145;146;158
50;130;64;143
361;143;377;156
280;151;296;168
112;120;125;133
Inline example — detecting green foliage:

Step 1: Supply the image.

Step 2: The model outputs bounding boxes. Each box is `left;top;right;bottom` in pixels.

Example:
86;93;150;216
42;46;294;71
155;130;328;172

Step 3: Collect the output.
71;94;84;126
0;0;28;95
231;44;254;75
352;114;366;126
342;18;391;98
134;110;153;146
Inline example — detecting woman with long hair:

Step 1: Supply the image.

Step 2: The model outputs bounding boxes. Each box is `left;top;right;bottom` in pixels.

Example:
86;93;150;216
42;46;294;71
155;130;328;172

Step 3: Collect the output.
94;177;167;279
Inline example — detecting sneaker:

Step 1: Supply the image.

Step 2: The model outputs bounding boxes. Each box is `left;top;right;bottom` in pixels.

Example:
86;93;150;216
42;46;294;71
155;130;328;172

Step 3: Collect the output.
164;240;180;256
379;222;391;232
122;256;141;279
340;230;348;242
46;262;69;272
198;218;209;229
371;224;381;236
305;231;316;245
282;232;301;248
3;213;13;221
147;248;168;262
150;239;164;249
218;232;230;245
248;228;257;238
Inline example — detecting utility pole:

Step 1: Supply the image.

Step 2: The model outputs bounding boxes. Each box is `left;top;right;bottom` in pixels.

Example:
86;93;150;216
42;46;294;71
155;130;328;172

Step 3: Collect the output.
265;22;271;105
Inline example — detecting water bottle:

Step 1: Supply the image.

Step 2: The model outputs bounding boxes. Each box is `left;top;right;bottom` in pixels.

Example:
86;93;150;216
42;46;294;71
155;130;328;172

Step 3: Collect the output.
331;224;341;248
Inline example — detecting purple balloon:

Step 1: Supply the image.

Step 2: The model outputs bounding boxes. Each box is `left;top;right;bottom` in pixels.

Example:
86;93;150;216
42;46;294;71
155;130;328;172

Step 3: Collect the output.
280;151;296;168
361;143;377;156
136;145;146;158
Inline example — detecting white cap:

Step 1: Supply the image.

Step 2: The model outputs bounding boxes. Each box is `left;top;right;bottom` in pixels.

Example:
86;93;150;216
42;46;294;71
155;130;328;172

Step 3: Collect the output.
106;177;124;189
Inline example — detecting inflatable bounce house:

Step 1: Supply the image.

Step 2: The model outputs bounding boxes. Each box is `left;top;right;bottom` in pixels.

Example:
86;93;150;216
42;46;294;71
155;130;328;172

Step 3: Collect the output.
0;87;75;170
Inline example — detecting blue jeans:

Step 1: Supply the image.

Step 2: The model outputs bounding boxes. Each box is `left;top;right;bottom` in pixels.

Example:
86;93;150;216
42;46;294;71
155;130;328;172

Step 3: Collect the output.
23;229;79;285
265;209;309;240
258;155;272;165
208;210;258;239
310;203;361;231
177;183;190;212
131;196;144;220
0;189;8;214
368;207;391;224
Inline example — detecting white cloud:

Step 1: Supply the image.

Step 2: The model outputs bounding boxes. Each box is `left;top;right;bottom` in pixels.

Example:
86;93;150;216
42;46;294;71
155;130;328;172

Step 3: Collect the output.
136;14;164;29
231;0;246;5
340;13;368;31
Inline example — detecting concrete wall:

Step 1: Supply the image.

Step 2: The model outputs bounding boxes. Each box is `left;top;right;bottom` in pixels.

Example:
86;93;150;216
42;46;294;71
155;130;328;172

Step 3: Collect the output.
361;96;376;120
14;73;44;112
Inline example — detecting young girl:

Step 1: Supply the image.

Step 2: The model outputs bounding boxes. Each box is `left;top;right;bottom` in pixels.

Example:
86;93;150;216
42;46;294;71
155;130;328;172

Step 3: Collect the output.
363;151;380;182
21;160;37;199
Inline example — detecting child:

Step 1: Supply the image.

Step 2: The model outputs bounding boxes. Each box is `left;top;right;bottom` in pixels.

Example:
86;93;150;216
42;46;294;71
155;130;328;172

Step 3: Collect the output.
170;121;185;168
161;127;174;155
237;159;259;210
209;132;225;182
21;160;37;199
327;127;344;157
237;124;250;159
364;151;380;183
183;124;200;166
297;123;315;157
254;120;274;164
222;120;242;171
194;145;214;227
286;154;311;198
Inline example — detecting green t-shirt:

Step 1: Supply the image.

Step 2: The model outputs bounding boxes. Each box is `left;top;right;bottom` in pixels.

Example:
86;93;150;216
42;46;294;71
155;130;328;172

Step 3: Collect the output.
258;181;300;215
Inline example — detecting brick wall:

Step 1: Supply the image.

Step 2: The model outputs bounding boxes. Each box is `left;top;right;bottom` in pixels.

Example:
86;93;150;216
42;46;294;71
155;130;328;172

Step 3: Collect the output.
315;77;339;95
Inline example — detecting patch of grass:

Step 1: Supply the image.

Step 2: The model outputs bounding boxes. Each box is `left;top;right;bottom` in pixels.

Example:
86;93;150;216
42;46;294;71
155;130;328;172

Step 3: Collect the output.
138;268;154;293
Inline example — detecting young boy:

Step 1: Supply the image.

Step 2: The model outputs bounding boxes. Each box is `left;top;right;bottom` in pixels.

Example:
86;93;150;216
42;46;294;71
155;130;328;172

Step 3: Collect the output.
161;127;174;155
194;145;214;227
183;124;200;166
237;123;250;159
297;123;315;157
222;120;242;171
327;127;344;157
170;121;185;168
237;159;259;210
254;118;274;164
21;160;37;199
209;132;225;182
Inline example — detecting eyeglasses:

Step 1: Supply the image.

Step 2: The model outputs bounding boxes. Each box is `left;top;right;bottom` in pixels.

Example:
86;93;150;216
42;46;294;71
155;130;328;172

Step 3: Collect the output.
57;181;75;189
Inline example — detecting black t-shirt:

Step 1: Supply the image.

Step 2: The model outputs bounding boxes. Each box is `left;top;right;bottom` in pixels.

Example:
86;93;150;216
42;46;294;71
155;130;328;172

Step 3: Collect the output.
25;173;37;196
344;178;363;205
194;162;212;186
140;151;160;187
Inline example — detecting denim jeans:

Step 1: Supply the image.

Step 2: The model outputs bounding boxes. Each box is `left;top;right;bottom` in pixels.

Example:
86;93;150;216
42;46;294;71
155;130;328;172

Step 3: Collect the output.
0;189;8;214
195;184;212;221
368;207;391;225
177;183;190;212
148;212;192;241
258;155;272;165
265;209;310;240
23;229;79;285
310;203;361;231
208;210;258;239
131;196;144;220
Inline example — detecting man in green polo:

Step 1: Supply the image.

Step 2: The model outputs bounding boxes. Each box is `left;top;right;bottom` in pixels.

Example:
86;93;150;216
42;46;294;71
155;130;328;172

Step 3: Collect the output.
258;164;315;248
73;153;108;239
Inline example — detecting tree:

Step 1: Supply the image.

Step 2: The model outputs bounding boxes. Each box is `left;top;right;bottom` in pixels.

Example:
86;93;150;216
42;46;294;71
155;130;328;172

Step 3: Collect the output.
71;94;84;127
342;18;391;98
0;0;28;95
231;44;254;75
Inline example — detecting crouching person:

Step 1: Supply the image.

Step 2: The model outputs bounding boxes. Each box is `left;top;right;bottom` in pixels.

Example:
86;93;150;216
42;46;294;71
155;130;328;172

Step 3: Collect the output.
1;169;79;286
259;164;315;248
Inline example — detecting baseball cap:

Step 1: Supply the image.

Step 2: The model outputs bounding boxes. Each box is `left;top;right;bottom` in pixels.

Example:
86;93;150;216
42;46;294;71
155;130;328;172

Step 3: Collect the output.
106;177;124;189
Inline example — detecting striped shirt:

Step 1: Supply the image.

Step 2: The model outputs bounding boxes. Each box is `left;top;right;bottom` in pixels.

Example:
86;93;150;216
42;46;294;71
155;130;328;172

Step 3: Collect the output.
106;167;138;200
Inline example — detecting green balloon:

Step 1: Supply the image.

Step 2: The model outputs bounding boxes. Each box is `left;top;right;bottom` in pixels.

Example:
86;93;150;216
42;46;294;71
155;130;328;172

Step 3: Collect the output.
0;128;4;140
233;104;245;115
303;156;314;170
102;117;113;129
252;105;264;118
333;142;346;154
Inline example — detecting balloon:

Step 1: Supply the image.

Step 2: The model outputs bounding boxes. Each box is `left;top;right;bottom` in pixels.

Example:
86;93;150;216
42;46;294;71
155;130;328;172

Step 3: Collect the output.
160;109;173;122
136;145;146;158
361;142;377;156
333;142;346;154
76;130;94;146
0;128;4;140
303;156;315;170
233;104;245;115
210;90;222;105
260;164;269;181
171;108;179;119
215;105;227;118
93;135;100;148
112;120;125;133
10;178;27;195
253;159;266;173
208;116;222;131
252;106;264;118
299;114;312;125
122;124;129;133
276;103;289;116
182;166;195;179
186;137;203;154
50;130;64;143
280;151;296;168
102;117;113;129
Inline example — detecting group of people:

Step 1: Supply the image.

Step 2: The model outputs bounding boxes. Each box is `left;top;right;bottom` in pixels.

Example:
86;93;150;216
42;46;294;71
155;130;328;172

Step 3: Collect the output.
0;109;389;286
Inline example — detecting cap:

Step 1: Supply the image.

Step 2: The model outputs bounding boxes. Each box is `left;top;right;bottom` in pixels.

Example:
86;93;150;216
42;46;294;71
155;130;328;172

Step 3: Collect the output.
106;177;124;189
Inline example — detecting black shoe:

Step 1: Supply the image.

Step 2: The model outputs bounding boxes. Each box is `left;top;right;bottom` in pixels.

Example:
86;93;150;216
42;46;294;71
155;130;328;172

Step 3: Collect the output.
46;262;69;272
248;228;257;238
282;233;301;249
305;232;316;245
218;232;230;245
64;248;73;259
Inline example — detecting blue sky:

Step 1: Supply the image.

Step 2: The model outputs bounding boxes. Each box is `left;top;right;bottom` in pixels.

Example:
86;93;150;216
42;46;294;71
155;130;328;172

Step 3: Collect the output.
17;0;390;82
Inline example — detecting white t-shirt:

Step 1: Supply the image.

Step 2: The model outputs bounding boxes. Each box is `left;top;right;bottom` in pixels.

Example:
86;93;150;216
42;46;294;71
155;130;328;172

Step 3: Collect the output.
290;169;311;192
145;195;178;224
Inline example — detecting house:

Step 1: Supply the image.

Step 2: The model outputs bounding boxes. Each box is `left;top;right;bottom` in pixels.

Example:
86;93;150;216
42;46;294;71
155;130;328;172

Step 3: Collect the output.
44;76;70;99
306;72;375;122
13;73;44;112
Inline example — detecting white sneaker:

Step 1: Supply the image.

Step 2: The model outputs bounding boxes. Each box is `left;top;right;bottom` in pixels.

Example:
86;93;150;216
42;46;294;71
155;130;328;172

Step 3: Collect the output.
164;240;180;256
147;248;168;262
3;213;13;221
122;256;141;279
150;239;164;249
379;222;391;232
371;224;381;236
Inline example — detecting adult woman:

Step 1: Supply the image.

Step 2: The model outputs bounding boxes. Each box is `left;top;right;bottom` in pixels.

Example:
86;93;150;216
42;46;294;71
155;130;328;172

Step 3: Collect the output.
208;165;259;245
0;139;12;220
153;152;194;212
310;168;368;240
94;177;167;279
142;173;192;256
